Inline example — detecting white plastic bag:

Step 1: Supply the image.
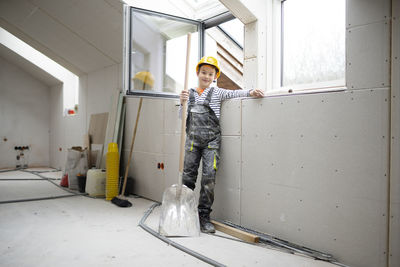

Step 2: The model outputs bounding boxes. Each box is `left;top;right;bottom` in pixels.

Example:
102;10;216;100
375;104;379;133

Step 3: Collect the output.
64;148;88;190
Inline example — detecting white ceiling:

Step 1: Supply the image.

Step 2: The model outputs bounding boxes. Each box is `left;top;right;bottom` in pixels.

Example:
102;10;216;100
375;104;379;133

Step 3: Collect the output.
0;0;124;76
0;0;230;80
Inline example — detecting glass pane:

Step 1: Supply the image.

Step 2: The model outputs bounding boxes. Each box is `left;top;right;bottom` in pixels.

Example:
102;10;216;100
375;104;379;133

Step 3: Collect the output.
282;0;345;87
218;19;244;47
131;11;199;94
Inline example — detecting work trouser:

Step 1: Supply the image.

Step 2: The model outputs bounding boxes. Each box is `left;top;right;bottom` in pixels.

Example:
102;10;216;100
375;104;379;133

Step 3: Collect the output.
182;135;220;218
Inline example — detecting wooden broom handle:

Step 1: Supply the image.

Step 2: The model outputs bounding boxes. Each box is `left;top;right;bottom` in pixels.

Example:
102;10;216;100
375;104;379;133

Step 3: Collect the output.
178;33;191;179
121;71;149;196
120;97;143;196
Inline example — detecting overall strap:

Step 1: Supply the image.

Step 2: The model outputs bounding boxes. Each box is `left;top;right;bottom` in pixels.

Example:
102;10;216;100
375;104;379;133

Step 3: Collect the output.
188;88;195;105
203;87;214;106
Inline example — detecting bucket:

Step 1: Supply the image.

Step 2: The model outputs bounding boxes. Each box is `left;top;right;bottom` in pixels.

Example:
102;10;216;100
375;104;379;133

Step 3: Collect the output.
77;174;87;193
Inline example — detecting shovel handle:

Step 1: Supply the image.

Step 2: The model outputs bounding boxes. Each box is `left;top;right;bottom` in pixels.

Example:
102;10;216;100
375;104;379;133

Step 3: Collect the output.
178;33;191;184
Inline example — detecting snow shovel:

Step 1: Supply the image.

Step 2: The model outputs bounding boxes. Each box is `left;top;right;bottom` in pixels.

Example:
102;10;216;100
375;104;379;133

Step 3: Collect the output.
159;33;200;237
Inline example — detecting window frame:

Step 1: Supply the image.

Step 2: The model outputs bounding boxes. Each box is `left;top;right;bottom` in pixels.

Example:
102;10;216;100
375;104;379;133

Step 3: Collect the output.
126;7;203;98
124;6;237;98
271;0;346;94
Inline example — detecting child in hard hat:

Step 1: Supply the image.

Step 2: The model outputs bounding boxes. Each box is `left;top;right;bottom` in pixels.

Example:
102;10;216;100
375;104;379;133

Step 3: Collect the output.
180;56;264;233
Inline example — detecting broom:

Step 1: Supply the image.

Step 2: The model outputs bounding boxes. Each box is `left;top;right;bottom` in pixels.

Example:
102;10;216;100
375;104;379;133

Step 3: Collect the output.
111;91;144;208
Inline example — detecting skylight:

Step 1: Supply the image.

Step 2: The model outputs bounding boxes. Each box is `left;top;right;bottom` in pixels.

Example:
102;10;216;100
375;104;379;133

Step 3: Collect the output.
122;0;228;20
0;27;79;116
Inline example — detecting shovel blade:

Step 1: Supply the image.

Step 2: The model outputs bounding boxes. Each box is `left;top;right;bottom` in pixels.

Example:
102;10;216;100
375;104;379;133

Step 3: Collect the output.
159;184;200;237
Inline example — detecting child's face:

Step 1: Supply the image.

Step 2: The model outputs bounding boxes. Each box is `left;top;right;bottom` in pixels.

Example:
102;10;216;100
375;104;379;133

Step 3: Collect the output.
197;65;217;89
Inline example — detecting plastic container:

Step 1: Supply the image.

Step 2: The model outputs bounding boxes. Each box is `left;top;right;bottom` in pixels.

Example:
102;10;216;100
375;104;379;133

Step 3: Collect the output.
85;169;106;197
77;174;87;193
106;143;119;200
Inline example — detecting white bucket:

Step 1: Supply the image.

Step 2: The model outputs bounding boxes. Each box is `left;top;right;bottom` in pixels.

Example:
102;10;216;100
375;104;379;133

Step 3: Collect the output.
85;169;106;197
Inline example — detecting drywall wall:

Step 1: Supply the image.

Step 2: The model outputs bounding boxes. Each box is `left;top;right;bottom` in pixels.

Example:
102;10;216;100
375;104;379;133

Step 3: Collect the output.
49;63;122;169
239;89;389;267
123;97;180;202
0;56;51;168
390;0;400;266
123;0;394;267
125;88;389;267
49;76;87;170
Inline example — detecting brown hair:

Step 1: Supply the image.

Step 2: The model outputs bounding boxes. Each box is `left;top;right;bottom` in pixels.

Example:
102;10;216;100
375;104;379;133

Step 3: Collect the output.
197;63;218;74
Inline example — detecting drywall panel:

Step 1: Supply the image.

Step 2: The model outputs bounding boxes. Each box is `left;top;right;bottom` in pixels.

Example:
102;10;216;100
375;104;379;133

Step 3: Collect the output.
31;0;122;62
390;1;400;266
212;136;241;224
125;151;164;202
162;99;180;189
347;21;390;90
162;105;180;189
0;56;50;168
162;142;179;189
241;89;389;267
22;8;114;72
163;99;181;135
243;57;257;91
88;113;109;145
87;65;119;116
220;99;242;136
124;97;163;154
347;0;391;27
49;83;65;169
124;97;171;202
244;22;257;59
0;0;120;73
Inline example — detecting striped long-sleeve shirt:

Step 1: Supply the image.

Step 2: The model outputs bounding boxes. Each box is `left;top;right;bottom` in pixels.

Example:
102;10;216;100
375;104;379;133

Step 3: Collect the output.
183;87;250;119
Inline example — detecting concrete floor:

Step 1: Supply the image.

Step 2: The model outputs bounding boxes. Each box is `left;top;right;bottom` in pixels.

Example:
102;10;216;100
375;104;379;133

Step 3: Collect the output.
0;169;340;267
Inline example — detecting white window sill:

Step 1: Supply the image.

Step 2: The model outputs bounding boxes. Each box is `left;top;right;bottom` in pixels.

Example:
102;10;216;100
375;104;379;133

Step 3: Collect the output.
266;79;347;97
266;85;347;98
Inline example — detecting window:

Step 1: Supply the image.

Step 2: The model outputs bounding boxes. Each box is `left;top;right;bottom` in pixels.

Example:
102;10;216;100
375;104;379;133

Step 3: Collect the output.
280;0;345;90
205;18;244;90
128;8;202;95
124;5;244;96
218;18;244;49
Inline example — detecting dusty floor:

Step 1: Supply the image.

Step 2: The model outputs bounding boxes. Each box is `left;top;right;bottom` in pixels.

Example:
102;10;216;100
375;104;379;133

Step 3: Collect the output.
0;168;340;267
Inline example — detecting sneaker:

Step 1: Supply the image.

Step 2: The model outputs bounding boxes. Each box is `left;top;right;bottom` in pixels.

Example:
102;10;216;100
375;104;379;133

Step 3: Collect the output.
200;217;215;233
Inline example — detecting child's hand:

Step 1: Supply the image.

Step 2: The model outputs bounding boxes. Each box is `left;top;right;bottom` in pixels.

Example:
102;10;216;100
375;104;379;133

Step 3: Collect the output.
180;90;189;104
250;89;264;98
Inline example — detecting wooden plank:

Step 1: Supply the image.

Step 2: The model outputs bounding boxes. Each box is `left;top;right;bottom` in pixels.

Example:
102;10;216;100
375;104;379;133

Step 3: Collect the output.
113;92;124;143
211;220;259;243
91;144;103;169
101;89;122;168
117;102;126;159
83;134;91;167
88;112;109;144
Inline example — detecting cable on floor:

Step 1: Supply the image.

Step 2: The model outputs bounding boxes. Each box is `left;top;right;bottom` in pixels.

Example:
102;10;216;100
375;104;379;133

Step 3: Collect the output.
0;169;86;204
217;220;352;267
139;202;226;267
0;194;79;204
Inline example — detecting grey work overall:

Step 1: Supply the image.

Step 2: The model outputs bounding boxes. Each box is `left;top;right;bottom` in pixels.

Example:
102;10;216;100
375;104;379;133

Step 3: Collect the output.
182;87;221;219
